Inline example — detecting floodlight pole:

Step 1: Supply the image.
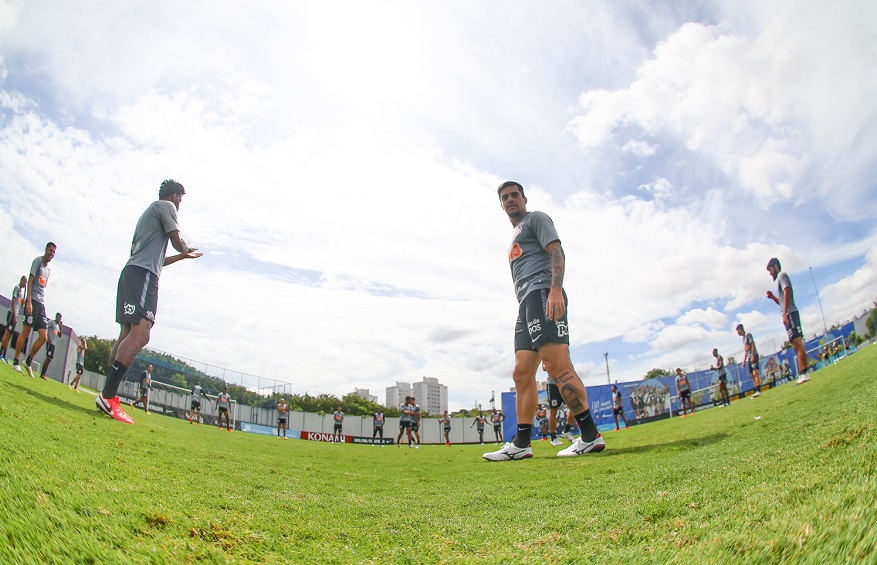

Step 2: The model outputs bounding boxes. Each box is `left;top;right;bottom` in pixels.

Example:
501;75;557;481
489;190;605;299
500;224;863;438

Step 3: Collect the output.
809;267;828;335
604;352;610;385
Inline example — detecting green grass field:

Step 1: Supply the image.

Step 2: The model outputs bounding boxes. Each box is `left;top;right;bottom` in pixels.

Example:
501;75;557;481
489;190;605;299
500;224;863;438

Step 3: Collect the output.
1;347;876;564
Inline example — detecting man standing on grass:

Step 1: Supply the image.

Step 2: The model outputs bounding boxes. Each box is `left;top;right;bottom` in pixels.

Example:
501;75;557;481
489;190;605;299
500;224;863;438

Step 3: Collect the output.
536;404;548;441
277;398;289;439
711;349;731;407
471;412;487;445
675;369;694;417
38;312;63;380
131;364;152;414
611;385;629;430
490;409;505;444
396;396;413;447
96;180;202;424
736;324;762;398
69;338;86;391
215;387;232;431
483;181;604;461
766;258;811;385
0;275;26;363
11;242;57;377
439;410;452;446
372;409;385;446
189;382;206;424
410;397;423;448
332;405;344;444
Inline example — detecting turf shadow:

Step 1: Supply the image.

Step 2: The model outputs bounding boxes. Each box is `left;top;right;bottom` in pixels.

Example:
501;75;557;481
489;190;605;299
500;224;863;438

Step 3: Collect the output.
602;432;730;457
3;381;98;418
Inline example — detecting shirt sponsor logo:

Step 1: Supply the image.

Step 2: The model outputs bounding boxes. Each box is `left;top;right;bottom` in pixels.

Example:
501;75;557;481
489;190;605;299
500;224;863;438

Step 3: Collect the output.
508;242;523;263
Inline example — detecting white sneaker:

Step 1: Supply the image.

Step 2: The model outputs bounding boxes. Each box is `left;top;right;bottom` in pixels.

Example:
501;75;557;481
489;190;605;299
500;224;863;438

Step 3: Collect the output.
12;363;23;373
23;363;35;378
549;438;563;446
795;374;811;385
752;391;761;397
482;442;533;461
561;431;576;442
556;435;605;457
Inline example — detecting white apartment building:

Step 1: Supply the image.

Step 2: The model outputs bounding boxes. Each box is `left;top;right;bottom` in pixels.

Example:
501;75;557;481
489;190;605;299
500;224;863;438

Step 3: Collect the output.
385;381;412;408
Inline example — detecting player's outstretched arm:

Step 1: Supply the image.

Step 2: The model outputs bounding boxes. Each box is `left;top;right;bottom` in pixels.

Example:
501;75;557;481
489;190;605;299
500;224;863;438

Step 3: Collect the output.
165;231;203;266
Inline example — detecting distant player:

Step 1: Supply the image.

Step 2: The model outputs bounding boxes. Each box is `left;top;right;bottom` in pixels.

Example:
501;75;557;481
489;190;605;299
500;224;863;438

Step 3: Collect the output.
131;364;152;414
396;396;414;448
766;258;811;385
0;275;26;363
490;409;505;443
277;398;289;439
372;410;385;446
11;242;57;377
215;387;232;431
97;179;202;424
711;349;731;407
611;385;629;430
69;338;86;391
736;323;762;397
471;412;488;444
546;371;570;445
332;406;344;444
189;382;206;424
410;397;422;448
38;312;63;380
536;404;548;441
483;181;603;462
439;410;452;446
675;368;694;417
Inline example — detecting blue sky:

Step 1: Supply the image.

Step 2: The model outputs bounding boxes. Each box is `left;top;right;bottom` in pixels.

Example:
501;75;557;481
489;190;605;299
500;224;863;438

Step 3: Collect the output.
1;1;875;410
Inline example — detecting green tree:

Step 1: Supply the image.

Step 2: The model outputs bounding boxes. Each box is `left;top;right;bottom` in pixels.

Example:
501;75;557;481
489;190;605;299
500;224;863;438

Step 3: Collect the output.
866;306;877;339
80;335;114;375
642;368;672;380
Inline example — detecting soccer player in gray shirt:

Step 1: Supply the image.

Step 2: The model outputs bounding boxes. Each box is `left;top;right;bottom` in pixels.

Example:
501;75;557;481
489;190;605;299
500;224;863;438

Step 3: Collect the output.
131;364;152;414
483;181;603;461
38;312;63;380
96;180;202;424
11;242;56;377
766;258;810;385
0;275;26;362
736;324;762;397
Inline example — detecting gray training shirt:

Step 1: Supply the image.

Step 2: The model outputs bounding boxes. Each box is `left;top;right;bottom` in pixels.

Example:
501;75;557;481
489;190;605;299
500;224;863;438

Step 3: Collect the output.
29;256;50;305
776;271;798;315
508;211;560;303
127;200;180;278
46;319;61;345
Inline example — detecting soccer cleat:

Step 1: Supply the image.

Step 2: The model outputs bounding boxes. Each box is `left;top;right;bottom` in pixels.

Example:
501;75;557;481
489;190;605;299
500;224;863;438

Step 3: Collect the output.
753;391;761;397
550;438;563;446
561;431;576;442
284;436;288;440
680;414;686;418
795;374;810;385
556;434;605;457
482;442;533;462
540;437;548;441
40;374;48;380
12;362;23;373
144;411;151;416
95;395;134;425
614;427;620;431
24;363;35;378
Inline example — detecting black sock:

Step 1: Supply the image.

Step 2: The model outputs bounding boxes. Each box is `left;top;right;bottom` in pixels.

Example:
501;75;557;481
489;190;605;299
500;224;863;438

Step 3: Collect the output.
513;424;532;448
574;409;599;442
102;361;129;398
563;424;571;433
26;355;33;366
550;432;557;440
0;347;5;357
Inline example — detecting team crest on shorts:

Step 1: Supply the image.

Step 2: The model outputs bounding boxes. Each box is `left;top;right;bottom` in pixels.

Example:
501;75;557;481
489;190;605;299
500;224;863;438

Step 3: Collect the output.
124;303;136;315
556;320;568;337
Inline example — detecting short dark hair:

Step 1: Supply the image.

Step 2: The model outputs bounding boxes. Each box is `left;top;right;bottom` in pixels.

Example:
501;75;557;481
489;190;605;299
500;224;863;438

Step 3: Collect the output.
159;179;186;199
45;242;56;250
736;323;744;332
767;257;781;270
497;180;525;199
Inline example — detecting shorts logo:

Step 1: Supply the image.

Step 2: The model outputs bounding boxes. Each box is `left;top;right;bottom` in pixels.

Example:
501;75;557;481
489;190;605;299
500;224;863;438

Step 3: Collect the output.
145;311;155;321
527;318;542;337
124;303;136;315
556;320;569;337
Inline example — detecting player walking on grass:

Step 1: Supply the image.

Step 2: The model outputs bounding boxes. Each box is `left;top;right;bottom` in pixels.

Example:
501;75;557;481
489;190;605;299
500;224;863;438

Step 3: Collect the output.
675;368;694;417
410;397;422;448
711;349;731;406
189;382;206;424
536;404;548;441
131;364;152;414
38;312;62;380
11;242;57;377
332;405;344;444
766;258;811;385
396;396;413;447
69;338;86;391
736;323;762;397
216;387;232;431
611;385;629;430
372;410;385;445
277;398;289;439
490;409;505;443
439;410;452;446
483;181;603;461
97;180;202;424
0;275;26;363
471;412;487;444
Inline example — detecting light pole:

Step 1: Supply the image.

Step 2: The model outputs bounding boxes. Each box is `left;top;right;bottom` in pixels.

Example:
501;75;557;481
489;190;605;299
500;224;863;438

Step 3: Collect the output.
604;352;610;385
809;267;828;334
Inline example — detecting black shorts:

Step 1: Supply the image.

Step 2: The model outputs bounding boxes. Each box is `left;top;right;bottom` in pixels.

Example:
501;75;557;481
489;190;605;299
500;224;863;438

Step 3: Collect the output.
139;387;149;396
747;357;760;374
5;310;16;332
493;425;502;432
680;390;691;400
613;406;624;415
218;406;228;413
191;399;202;410
24;300;48;331
278;418;287;425
443;426;451;433
411;424;420;433
334;423;342;431
717;374;727;383
116;265;159;326
45;342;56;358
514;289;570;352
784;311;804;341
547;383;563;408
476;426;485;433
75;363;84;375
400;421;411;430
538;418;548;427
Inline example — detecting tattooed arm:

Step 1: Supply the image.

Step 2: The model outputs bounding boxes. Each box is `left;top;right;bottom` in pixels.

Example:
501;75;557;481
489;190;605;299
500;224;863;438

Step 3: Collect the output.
544;240;566;321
